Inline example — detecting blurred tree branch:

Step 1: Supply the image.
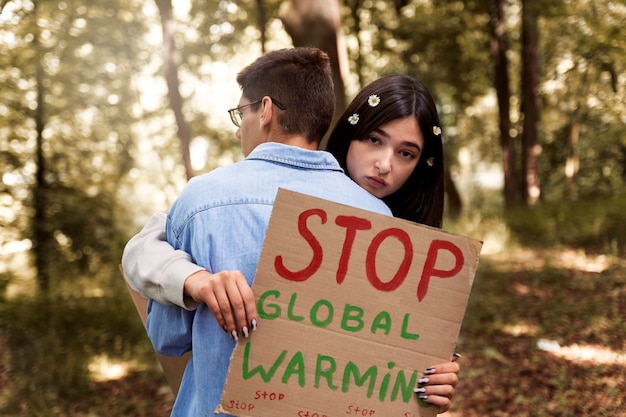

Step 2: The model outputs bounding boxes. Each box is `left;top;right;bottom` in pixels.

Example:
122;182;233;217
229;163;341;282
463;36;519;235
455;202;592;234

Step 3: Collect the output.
155;0;194;180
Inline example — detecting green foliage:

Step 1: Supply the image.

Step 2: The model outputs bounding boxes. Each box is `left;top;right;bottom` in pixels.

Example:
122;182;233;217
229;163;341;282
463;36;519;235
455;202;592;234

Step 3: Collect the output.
0;292;157;416
1;0;155;293
541;118;626;200
187;0;271;60
342;0;493;106
538;0;626;201
504;193;626;250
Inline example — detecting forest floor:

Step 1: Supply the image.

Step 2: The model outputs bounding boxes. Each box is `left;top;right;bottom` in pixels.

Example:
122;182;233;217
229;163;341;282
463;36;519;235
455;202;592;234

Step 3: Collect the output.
1;244;625;416
448;245;626;417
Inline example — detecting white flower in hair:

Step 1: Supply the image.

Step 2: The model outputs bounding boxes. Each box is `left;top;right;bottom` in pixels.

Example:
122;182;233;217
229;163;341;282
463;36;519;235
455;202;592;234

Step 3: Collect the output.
426;157;435;167
348;113;360;125
433;126;442;136
368;95;381;107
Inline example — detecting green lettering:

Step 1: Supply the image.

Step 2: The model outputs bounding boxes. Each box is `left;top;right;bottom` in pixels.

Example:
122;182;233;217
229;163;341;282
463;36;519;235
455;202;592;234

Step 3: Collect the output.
282;351;306;387
242;341;286;382
341;304;364;332
342;362;377;398
391;369;418;402
314;355;339;390
378;361;395;401
258;290;281;319
310;299;333;327
400;313;420;340
371;311;392;335
287;292;305;322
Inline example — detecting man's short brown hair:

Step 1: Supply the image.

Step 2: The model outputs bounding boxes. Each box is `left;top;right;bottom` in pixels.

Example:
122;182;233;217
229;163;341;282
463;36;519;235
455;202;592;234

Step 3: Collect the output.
236;47;335;144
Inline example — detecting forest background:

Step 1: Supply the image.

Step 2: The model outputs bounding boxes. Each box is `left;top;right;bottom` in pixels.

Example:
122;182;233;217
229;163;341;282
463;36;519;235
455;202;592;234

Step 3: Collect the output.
0;0;625;416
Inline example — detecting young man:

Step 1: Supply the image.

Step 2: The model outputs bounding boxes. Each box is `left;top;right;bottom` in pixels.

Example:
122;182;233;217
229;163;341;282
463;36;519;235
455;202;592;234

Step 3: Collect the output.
139;47;394;417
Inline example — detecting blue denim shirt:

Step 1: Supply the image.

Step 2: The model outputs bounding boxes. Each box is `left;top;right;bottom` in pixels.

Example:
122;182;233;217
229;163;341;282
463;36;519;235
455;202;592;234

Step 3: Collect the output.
146;142;392;417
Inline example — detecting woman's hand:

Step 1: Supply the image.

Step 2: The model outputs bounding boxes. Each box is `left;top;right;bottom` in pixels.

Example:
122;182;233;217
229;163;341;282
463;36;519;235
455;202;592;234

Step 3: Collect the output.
414;354;461;414
183;269;258;341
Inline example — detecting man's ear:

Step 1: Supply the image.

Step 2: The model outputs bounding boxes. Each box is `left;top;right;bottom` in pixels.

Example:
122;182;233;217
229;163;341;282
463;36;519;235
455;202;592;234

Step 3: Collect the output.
259;96;274;128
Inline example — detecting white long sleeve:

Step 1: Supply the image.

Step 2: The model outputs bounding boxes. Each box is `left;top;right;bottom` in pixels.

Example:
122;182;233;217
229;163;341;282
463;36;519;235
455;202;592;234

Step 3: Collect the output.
121;212;203;310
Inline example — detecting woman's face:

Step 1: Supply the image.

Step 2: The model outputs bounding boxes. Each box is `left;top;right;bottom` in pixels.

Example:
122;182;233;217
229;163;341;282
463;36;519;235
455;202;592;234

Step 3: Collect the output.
346;116;424;199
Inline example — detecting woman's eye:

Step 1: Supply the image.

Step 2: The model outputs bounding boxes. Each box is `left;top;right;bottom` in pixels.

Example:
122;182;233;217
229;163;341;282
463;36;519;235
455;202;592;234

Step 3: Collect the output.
367;136;380;144
400;150;415;159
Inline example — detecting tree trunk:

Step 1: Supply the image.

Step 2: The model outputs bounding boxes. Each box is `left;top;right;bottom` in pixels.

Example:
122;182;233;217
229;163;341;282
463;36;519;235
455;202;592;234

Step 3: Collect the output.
280;0;349;148
491;0;518;207
32;4;50;293
155;0;194;180
255;0;267;54
520;0;541;205
444;167;463;220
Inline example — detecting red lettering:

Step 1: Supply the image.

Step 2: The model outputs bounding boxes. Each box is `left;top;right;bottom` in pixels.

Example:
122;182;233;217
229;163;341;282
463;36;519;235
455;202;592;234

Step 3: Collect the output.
365;228;413;291
345;405;376;415
334;215;372;284
418;239;464;301
228;400;255;411
275;208;326;281
255;390;286;401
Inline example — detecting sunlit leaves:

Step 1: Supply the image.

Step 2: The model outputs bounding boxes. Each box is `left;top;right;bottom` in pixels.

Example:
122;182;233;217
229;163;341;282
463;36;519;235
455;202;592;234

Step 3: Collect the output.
1;0;154;292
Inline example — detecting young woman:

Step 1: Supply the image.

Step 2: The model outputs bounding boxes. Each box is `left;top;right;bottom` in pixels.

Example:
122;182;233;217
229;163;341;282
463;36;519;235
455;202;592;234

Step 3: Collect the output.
326;74;444;228
122;74;458;413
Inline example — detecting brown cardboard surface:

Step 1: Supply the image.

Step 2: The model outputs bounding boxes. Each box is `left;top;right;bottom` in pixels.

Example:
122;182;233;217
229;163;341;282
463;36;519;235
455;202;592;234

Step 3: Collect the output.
217;189;482;417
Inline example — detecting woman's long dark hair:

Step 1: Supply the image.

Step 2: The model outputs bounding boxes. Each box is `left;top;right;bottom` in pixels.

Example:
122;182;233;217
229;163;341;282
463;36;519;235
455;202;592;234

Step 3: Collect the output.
326;75;445;228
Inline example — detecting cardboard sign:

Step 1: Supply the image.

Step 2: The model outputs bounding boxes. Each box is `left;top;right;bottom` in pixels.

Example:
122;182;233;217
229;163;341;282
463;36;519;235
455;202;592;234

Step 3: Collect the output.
217;189;482;417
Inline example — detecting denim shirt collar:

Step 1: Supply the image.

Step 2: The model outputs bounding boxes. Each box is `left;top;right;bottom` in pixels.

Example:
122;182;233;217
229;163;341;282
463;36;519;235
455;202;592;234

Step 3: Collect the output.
246;142;344;172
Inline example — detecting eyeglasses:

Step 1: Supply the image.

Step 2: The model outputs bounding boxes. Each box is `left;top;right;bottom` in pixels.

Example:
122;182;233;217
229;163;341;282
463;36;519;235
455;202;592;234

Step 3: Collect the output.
227;97;286;128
